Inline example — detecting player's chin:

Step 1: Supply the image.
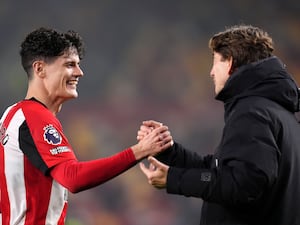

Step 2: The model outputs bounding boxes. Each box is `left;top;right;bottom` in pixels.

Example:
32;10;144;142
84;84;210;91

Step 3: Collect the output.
65;90;79;99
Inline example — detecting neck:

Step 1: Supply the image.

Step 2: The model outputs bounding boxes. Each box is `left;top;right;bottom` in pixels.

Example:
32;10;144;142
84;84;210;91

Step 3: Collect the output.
25;92;63;115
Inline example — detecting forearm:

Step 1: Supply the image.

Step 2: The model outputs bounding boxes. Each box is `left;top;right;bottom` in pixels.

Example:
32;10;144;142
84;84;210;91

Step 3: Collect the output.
50;148;136;193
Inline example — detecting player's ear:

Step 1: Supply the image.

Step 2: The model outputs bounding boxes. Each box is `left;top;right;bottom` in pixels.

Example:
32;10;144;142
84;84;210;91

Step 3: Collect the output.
32;61;46;78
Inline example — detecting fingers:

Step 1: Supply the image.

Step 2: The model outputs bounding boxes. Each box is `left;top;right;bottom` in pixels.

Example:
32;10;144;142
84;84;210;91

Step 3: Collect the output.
140;157;168;189
137;130;145;141
159;130;172;140
139;157;164;175
149;162;156;171
135;122;173;159
142;120;163;128
142;126;173;152
160;139;174;150
150;125;169;136
139;162;158;186
151;127;173;146
148;156;165;170
137;120;171;143
139;162;150;176
136;123;156;141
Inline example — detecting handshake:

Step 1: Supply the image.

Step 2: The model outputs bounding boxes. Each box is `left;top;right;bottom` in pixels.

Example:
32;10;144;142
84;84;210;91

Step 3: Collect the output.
131;120;173;160
131;120;173;189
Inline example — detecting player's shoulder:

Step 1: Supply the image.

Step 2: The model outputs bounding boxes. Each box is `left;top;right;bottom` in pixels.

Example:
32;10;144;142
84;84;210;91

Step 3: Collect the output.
20;99;49;114
19;99;55;122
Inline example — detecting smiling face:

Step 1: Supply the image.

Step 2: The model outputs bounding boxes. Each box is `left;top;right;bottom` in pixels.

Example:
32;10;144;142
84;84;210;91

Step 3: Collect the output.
41;49;84;102
210;52;232;95
27;48;84;114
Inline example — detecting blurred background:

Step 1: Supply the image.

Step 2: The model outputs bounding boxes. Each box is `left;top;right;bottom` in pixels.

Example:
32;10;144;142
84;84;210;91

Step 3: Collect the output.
0;0;299;224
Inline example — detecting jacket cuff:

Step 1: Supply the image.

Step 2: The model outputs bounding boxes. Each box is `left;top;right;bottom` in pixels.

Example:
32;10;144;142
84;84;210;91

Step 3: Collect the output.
166;167;183;194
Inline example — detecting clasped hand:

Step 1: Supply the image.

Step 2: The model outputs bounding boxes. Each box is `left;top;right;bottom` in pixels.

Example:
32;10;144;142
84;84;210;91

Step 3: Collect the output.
137;120;171;189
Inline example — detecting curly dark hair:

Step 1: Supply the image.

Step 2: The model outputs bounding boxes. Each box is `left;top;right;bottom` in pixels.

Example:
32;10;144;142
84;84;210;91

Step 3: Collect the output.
20;27;85;76
209;25;274;72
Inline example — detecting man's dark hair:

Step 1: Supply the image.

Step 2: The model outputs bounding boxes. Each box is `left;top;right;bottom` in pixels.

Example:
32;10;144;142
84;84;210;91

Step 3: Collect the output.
209;25;274;72
20;27;85;76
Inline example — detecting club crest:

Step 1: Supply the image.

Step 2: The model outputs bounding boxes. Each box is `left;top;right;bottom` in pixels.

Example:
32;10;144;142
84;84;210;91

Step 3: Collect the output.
43;124;62;145
0;122;9;145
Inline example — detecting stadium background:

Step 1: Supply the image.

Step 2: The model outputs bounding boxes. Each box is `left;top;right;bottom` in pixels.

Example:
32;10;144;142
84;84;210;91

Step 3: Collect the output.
0;0;299;224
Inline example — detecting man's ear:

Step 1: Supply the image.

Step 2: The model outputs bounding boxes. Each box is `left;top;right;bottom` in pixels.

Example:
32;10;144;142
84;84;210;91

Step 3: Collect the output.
32;61;46;78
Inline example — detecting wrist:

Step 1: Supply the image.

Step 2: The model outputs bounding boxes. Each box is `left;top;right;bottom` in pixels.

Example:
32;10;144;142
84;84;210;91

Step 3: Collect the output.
131;144;143;161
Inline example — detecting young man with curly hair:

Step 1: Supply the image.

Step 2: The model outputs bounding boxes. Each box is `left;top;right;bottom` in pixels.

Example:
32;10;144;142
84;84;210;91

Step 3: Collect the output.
0;27;173;225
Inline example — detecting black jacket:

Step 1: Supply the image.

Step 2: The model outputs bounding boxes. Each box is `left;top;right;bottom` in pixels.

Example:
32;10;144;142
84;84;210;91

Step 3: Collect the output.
158;56;300;225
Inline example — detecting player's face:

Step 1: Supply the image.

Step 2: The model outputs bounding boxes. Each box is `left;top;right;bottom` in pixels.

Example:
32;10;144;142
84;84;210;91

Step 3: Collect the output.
209;52;232;95
43;50;83;102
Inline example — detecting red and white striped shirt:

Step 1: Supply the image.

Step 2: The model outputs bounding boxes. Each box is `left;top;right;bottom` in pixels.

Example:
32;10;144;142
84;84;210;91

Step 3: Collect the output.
0;99;76;225
0;99;137;225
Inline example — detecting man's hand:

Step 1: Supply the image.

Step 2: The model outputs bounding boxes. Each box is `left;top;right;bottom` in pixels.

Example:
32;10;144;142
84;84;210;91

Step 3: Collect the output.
139;156;169;189
137;120;174;146
131;125;173;160
137;120;163;141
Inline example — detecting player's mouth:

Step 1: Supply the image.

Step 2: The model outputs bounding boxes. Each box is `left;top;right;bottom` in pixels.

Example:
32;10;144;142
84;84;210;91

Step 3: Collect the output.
67;79;78;87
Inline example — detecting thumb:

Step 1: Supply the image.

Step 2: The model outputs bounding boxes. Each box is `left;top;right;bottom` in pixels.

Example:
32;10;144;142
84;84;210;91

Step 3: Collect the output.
148;156;165;170
139;162;149;175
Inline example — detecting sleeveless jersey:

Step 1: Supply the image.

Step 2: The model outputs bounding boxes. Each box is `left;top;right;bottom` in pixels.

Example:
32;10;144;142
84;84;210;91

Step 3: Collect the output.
0;99;77;225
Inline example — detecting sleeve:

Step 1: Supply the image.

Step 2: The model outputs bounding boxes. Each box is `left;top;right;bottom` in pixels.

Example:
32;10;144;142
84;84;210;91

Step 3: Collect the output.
20;106;76;174
50;148;136;193
156;142;213;169
165;110;275;206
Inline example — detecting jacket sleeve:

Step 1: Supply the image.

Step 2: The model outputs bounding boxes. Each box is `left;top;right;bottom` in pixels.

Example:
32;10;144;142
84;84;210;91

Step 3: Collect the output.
165;109;277;206
156;142;213;169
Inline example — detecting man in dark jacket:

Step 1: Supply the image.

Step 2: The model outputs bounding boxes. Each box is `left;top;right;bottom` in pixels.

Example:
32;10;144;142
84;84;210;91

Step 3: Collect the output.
138;25;300;225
